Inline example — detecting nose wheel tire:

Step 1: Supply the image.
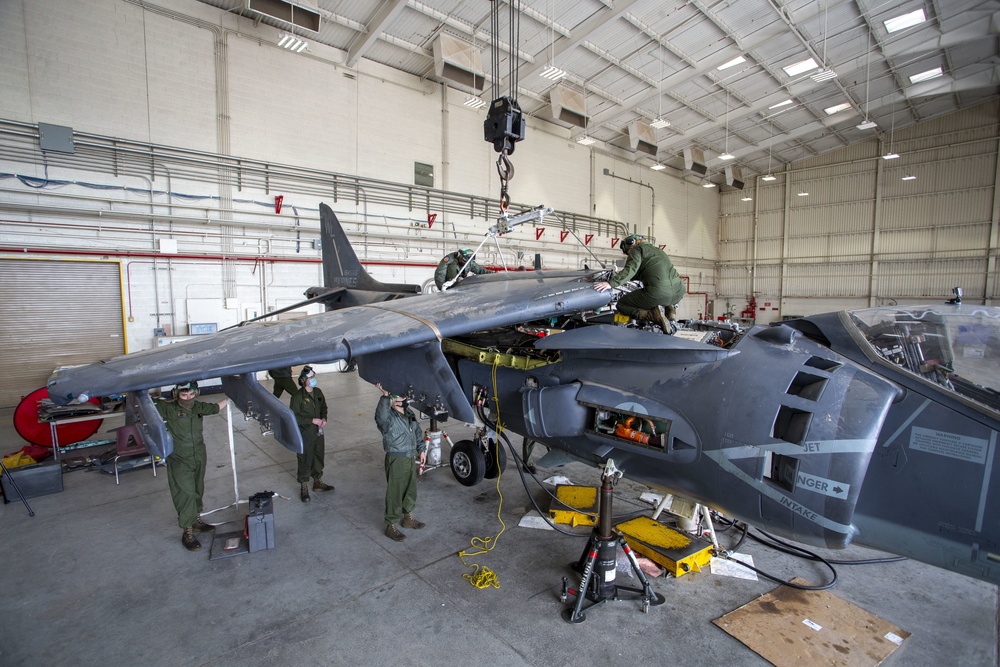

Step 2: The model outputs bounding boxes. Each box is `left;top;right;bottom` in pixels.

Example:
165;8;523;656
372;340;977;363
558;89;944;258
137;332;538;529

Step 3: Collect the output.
450;439;486;486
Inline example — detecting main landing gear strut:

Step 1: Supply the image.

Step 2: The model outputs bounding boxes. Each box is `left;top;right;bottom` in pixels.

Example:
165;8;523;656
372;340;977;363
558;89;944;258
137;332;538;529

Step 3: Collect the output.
560;459;666;623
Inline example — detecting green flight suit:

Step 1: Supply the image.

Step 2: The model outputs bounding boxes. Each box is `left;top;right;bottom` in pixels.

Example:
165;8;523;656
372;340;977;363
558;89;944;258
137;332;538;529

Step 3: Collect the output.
608;242;685;317
269;367;297;399
155;398;221;529
290;386;328;483
374;396;425;525
434;251;489;290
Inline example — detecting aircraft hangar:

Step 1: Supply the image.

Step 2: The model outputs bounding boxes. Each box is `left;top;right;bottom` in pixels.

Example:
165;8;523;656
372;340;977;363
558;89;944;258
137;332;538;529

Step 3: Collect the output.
1;1;998;665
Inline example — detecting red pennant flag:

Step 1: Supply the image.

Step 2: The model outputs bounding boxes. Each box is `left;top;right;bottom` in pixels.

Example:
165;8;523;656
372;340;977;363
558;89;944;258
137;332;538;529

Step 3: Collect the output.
659;244;666;250
585;234;593;245
274;195;284;214
560;230;570;242
427;213;437;228
612;237;620;249
535;228;545;240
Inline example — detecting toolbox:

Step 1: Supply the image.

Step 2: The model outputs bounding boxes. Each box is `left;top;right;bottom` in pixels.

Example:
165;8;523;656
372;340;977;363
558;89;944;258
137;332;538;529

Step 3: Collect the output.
2;460;63;502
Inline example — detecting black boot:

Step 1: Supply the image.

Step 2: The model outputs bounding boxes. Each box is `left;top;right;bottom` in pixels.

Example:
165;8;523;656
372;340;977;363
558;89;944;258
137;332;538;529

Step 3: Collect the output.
191;518;215;533
312;477;334;492
181;527;201;551
300;481;311;503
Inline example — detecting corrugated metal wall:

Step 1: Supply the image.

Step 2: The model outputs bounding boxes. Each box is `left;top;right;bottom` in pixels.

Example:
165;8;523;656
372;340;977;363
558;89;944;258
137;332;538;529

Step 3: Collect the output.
0;259;125;407
719;100;1000;317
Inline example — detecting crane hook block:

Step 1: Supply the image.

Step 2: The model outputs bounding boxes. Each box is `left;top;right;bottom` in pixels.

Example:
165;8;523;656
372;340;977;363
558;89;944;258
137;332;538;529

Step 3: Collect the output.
484;96;525;154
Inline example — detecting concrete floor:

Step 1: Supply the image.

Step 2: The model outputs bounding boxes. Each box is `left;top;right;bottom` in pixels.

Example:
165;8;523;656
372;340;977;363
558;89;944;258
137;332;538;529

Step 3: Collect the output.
1;371;997;666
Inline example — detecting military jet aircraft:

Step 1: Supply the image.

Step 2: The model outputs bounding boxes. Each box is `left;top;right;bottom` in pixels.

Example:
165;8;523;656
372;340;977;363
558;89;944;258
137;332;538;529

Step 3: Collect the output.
47;204;1000;586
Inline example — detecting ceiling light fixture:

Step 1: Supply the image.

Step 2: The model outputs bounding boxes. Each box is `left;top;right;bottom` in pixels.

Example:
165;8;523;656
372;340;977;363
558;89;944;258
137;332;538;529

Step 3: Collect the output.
540;65;566;81
703;182;716;188
464;96;488;109
810;1;837;82
650;44;670;130
651;162;666;171
856;33;877;130
719;91;734;160
762;122;776;181
797;191;809;197
741;196;753;201
902;175;916;180
824;102;851;115
882;97;899;160
909;67;943;84
717;55;746;71
576;135;595;146
884;8;926;33
769;99;793;109
278;34;308;53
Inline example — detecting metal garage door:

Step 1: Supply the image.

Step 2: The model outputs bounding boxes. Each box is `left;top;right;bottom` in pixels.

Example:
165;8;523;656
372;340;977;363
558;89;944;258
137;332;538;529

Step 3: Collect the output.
0;258;125;408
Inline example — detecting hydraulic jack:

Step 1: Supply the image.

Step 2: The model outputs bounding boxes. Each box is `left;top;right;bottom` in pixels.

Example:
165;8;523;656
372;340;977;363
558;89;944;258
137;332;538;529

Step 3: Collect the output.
559;459;665;623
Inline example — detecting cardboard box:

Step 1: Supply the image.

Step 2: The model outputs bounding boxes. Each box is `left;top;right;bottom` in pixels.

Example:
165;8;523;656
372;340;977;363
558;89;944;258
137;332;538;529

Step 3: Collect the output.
2;460;63;502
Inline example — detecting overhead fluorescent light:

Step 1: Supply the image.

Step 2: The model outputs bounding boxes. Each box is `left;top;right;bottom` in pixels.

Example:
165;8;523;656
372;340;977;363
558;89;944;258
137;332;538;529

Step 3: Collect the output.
824;102;852;115
769;99;793;109
741;196;752;201
650;162;666;171
541;65;566;81
902;175;917;181
278;34;308;52
810;68;838;82
463;96;487;109
703;182;716;188
762;174;777;181
719;152;735;161
884;8;925;33
797;191;809;197
576;135;596;146
882;152;899;160
783;58;818;77
909;67;943;84
857;120;878;130
717;56;746;71
650;118;671;129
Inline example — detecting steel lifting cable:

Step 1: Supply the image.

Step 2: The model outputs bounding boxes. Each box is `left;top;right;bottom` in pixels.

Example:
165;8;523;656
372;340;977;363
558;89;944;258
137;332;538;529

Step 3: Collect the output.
485;0;524;215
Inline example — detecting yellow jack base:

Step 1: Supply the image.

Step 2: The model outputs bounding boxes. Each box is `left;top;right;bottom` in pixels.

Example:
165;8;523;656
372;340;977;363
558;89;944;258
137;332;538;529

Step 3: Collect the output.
616;516;714;578
548;485;598;527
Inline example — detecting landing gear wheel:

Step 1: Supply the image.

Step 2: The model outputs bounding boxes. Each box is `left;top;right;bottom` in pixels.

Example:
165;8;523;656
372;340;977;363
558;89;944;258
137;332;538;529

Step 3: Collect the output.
450;439;486;486
483;438;507;479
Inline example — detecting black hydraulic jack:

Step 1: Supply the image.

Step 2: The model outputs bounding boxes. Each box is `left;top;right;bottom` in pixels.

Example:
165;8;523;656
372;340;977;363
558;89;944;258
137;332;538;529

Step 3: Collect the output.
560;459;665;623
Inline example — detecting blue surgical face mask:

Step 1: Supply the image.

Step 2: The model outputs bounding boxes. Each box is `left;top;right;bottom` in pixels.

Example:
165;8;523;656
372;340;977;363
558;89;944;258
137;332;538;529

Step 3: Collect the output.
307;378;317;387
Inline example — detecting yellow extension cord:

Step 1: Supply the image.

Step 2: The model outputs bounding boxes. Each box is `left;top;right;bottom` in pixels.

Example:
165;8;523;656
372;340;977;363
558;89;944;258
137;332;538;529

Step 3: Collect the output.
457;357;507;589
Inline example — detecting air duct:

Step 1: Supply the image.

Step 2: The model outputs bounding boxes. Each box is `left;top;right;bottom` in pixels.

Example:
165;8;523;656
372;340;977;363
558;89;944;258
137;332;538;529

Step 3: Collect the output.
549;84;587;128
244;0;320;32
684;147;708;176
433;33;486;92
725;165;745;190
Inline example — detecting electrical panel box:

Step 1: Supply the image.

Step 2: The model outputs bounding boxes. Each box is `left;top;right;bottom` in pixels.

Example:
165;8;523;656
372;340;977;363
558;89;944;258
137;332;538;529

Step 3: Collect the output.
247;493;275;552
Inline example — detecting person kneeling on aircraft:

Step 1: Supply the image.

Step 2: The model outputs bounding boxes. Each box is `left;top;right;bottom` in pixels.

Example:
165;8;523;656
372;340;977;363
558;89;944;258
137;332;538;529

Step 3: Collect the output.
434;248;492;290
375;384;427;541
593;234;685;333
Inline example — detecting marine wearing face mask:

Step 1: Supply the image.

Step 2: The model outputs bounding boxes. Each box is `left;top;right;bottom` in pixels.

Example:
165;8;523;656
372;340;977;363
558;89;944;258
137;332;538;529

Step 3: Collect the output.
290;366;333;502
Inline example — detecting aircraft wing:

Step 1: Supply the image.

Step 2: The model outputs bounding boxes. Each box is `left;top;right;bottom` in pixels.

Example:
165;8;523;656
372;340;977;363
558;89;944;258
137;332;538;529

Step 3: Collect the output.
48;271;611;453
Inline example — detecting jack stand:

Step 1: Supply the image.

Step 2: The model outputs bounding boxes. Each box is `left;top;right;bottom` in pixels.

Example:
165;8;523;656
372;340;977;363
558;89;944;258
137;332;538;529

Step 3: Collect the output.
560;459;666;623
420;418;454;475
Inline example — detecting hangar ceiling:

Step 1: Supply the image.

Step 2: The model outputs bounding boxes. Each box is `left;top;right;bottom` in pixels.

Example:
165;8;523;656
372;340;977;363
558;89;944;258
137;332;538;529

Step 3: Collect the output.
197;0;1000;180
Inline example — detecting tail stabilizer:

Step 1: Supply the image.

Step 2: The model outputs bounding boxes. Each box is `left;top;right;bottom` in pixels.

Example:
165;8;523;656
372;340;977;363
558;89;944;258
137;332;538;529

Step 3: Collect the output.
319;203;421;294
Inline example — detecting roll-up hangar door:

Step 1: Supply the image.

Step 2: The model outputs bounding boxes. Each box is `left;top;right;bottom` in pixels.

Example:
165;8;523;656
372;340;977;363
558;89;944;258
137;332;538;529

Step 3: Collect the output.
0;259;126;408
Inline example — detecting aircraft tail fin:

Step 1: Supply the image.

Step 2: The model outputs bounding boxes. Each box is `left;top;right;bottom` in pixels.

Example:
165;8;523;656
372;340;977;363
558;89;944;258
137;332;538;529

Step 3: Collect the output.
319;203;420;294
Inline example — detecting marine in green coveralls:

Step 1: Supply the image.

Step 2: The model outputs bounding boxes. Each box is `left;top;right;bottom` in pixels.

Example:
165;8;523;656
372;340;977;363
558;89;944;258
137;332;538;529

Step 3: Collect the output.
374;383;426;541
155;382;228;551
433;249;491;290
269;366;297;399
290;366;334;503
594;234;685;333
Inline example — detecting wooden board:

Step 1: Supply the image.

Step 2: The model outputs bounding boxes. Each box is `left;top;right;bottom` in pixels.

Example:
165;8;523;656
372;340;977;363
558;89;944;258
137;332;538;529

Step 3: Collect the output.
713;578;910;666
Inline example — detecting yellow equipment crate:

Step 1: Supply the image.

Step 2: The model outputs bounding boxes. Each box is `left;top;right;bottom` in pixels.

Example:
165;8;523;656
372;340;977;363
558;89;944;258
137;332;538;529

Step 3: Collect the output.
548;485;598;527
615;516;714;578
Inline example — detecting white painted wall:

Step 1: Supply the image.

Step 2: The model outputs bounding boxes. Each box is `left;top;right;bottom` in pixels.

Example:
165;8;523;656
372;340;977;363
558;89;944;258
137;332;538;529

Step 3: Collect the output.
0;0;719;357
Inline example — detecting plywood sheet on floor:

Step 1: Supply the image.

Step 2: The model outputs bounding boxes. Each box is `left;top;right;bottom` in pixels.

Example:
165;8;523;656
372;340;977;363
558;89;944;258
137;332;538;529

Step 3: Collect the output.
713;578;910;666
